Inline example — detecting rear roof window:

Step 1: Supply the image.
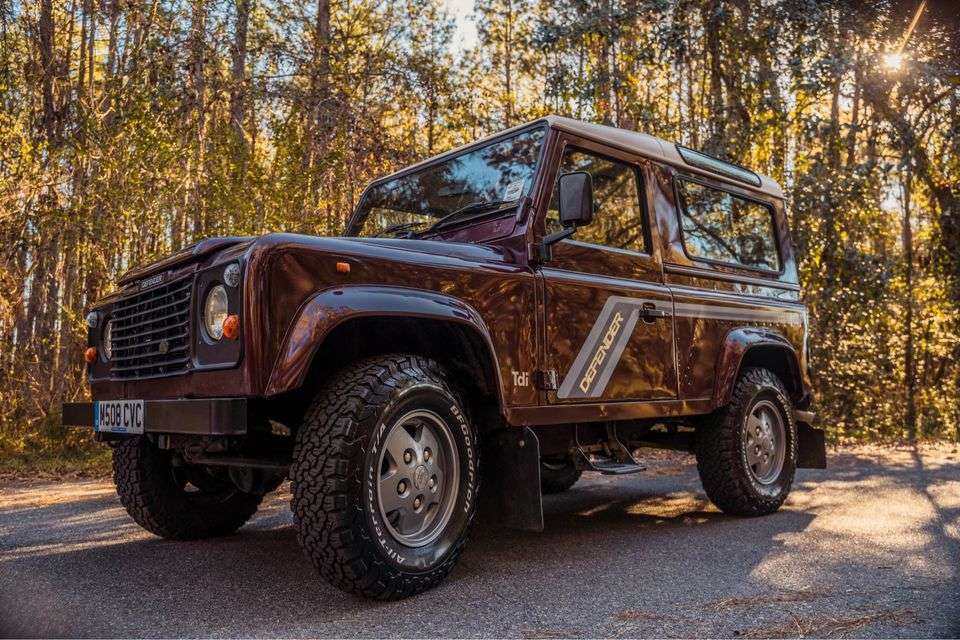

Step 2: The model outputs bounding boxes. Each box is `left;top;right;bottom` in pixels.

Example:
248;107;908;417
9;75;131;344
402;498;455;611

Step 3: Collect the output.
676;145;762;187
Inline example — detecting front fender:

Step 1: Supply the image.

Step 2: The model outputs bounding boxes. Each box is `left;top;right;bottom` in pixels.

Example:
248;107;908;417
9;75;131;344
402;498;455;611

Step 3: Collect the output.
711;327;800;410
264;285;501;398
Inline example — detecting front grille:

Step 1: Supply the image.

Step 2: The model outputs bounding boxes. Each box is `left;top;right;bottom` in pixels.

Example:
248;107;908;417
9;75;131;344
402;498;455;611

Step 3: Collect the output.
110;276;193;379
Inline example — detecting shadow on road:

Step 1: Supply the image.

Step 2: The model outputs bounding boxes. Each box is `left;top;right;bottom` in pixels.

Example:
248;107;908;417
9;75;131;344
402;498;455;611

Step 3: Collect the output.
0;446;956;638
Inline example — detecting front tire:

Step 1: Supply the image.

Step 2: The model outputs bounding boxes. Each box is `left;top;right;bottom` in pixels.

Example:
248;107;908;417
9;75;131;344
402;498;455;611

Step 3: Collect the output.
695;367;797;516
112;436;263;540
291;354;478;600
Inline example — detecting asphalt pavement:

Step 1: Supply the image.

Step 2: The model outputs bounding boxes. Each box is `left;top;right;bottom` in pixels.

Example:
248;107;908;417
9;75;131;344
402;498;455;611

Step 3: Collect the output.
1;445;958;638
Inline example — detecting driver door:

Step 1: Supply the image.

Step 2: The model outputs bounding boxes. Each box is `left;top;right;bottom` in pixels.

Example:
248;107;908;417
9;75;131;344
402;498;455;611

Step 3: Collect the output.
539;138;677;403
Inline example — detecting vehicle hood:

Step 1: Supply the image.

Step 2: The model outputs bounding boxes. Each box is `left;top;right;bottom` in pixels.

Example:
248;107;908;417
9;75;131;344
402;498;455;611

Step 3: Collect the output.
288;235;512;265
117;236;254;286
116;232;513;288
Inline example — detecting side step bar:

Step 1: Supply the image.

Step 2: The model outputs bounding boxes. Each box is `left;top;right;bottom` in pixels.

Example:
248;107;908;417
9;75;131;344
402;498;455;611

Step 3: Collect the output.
574;424;646;475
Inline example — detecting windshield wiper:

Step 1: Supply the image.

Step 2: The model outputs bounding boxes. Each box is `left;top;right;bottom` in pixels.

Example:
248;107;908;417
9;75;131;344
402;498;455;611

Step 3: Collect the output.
422;199;517;235
371;220;429;238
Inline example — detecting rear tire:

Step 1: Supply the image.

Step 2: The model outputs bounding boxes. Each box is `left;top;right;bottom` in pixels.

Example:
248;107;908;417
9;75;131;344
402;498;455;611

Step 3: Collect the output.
540;458;582;494
112;436;262;540
291;354;479;600
695;367;797;516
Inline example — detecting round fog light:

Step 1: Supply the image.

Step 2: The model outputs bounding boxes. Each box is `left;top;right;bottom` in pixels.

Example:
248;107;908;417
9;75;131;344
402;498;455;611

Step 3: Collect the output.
203;285;229;340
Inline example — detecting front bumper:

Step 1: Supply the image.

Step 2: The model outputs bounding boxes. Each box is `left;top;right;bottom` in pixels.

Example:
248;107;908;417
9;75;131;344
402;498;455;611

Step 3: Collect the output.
62;398;247;435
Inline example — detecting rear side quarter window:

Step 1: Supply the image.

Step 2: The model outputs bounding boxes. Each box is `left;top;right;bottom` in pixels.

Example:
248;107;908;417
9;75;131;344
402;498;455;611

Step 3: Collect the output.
675;178;781;272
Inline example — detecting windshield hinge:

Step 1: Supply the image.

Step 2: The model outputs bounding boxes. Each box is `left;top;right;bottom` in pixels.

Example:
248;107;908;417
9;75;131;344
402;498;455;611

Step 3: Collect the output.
515;196;533;223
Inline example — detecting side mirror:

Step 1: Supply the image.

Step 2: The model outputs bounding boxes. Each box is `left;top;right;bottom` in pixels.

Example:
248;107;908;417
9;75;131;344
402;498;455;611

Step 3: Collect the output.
535;172;594;262
557;171;594;227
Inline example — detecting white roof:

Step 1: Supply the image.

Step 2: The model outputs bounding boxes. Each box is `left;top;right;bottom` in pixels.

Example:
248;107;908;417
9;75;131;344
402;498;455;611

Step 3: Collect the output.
377;115;785;199
544;115;784;199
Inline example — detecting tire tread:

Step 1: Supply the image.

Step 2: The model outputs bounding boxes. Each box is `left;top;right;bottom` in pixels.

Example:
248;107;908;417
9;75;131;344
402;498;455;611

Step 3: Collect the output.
291;354;476;600
112;437;262;540
695;367;797;517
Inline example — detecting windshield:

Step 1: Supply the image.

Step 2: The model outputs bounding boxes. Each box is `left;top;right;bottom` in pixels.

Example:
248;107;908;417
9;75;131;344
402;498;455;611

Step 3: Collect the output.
347;127;546;238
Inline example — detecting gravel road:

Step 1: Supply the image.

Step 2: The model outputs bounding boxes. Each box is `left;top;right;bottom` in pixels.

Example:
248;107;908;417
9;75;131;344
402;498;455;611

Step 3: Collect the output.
1;445;958;638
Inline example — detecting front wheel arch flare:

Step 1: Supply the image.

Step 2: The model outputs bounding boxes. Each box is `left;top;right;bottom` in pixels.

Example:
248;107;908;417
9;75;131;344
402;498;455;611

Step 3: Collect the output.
264;286;505;409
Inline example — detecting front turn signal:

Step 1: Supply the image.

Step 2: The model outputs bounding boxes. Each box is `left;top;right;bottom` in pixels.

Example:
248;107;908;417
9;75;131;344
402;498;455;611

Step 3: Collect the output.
84;347;97;363
222;314;240;340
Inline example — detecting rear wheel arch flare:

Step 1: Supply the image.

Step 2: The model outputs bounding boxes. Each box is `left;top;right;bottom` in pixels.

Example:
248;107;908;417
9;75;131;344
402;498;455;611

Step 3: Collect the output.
738;345;802;397
713;328;803;409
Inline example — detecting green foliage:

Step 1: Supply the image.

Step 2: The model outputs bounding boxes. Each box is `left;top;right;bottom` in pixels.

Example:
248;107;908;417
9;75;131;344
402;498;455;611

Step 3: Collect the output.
1;0;958;466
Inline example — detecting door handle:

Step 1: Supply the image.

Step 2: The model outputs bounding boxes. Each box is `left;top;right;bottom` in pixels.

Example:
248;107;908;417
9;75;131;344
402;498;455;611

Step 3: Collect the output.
639;303;672;323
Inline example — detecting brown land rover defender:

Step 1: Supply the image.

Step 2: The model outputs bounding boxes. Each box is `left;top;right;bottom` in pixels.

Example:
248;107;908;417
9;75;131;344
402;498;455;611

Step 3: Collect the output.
64;116;824;599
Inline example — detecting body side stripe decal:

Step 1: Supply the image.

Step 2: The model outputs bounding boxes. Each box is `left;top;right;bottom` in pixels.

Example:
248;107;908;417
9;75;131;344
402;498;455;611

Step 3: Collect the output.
555;296;803;400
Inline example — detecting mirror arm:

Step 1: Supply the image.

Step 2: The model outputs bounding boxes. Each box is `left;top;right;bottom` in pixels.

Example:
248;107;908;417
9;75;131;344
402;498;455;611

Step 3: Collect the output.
532;226;576;263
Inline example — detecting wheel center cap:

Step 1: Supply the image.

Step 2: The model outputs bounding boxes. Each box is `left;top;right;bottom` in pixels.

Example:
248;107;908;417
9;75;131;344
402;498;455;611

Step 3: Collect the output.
413;465;429;490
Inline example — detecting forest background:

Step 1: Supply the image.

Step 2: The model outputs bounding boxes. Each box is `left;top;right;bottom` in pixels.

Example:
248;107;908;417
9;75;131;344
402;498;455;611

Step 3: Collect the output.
2;0;958;471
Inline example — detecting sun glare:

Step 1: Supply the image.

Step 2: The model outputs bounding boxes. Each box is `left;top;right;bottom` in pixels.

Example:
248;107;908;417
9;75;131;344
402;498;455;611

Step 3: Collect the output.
883;51;905;71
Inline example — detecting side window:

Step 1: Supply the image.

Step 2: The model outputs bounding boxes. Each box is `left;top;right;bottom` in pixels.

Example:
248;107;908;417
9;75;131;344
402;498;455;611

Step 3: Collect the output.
676;179;780;271
547;148;646;253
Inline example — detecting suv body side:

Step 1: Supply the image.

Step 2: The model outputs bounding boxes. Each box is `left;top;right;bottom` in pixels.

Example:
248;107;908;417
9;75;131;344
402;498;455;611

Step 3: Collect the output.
512;121;810;427
81;117;811;432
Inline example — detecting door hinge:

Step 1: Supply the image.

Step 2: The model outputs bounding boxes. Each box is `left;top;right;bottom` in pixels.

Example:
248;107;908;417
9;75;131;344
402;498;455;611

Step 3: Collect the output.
528;241;548;263
535;369;558;391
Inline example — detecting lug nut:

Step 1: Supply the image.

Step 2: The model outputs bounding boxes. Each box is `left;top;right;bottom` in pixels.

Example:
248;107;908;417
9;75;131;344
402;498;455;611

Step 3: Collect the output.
397;481;406;494
424;448;431;462
414;496;422;509
429;476;436;488
403;450;413;464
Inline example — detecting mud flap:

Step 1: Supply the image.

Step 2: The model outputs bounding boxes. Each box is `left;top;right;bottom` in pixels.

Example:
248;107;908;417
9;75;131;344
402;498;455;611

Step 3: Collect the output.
797;422;827;469
480;427;544;532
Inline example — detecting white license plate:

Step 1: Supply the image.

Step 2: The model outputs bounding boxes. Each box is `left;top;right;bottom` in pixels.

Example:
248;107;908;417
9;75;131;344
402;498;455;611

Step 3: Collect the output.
95;400;145;434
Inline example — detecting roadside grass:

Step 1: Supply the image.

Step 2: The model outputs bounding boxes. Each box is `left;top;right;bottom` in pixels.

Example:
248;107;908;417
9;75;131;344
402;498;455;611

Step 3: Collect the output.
0;431;954;482
0;420;112;480
0;446;112;480
1;411;114;480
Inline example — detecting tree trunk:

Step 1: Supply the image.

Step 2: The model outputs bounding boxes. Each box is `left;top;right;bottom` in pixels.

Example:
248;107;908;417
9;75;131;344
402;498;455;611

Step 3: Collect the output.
703;0;724;154
845;53;861;168
902;164;917;441
39;0;56;144
188;0;207;239
503;0;513;126
229;0;250;152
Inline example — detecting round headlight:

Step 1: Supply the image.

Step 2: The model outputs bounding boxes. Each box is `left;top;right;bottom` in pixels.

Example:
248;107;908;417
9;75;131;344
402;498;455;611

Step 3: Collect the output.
203;285;229;340
102;319;113;360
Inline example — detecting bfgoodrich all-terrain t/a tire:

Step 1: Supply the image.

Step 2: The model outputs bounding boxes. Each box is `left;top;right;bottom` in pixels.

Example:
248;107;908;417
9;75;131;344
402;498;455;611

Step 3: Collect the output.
113;436;263;540
695;367;798;517
291;354;479;600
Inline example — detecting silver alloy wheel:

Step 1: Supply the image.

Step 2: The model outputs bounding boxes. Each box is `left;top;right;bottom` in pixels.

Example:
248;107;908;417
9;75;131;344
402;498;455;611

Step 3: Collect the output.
376;409;460;548
742;399;786;485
